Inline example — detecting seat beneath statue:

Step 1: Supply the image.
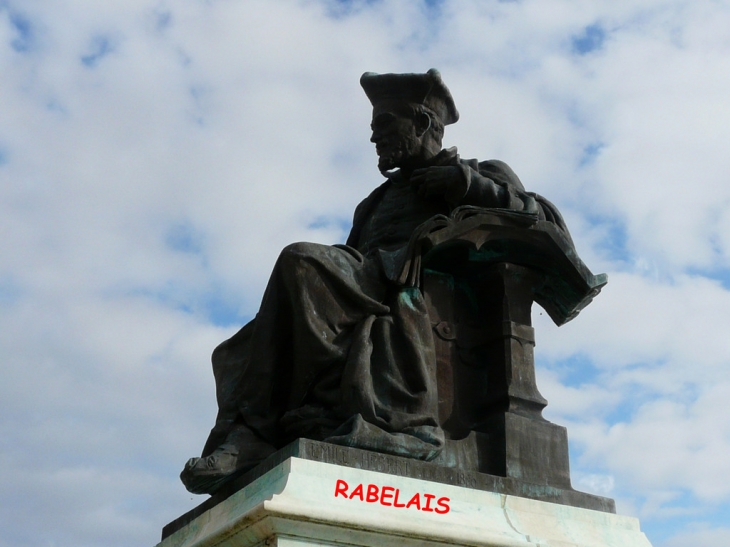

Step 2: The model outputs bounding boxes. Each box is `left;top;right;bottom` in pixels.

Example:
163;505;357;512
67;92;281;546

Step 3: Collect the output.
409;207;606;489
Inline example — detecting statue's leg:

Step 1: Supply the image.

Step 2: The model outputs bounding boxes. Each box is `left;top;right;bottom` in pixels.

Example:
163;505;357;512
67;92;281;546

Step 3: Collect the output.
199;320;257;458
180;423;276;495
326;286;444;461
181;243;386;495
180;319;283;495
256;243;443;460
181;242;444;494
236;242;391;442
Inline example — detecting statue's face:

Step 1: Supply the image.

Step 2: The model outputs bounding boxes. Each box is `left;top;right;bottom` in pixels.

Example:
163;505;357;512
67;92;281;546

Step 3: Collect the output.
370;106;423;174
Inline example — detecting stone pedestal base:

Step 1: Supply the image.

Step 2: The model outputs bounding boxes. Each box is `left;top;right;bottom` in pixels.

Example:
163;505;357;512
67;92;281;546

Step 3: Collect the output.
481;413;572;488
158;456;652;547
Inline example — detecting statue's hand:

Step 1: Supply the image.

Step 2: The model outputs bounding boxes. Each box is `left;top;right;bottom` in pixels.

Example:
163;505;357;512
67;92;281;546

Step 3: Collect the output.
410;166;464;198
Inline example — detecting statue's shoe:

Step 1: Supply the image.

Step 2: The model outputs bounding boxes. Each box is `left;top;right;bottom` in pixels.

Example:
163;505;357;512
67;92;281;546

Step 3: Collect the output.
180;425;276;495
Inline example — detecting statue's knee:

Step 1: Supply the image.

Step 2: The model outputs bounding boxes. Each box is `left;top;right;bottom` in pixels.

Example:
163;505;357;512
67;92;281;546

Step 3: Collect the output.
280;242;311;261
281;241;313;255
278;242;323;270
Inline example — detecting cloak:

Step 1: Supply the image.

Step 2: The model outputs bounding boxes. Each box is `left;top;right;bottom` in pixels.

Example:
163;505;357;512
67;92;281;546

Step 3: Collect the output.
200;150;570;461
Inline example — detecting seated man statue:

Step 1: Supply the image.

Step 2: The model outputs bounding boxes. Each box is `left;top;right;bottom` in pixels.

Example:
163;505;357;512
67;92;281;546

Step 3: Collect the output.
181;69;572;495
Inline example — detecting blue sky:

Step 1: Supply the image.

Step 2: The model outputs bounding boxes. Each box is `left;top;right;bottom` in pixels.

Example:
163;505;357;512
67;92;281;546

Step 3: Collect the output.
2;1;730;546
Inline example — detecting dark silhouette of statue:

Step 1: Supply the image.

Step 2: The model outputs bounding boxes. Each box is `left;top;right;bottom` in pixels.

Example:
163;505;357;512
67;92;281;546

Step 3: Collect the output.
180;69;606;496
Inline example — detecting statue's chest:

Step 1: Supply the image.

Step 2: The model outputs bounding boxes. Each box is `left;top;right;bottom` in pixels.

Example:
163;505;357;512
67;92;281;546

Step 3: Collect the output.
358;181;446;254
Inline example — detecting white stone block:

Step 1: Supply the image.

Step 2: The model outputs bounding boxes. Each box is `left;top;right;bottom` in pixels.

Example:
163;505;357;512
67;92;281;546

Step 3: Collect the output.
157;457;652;547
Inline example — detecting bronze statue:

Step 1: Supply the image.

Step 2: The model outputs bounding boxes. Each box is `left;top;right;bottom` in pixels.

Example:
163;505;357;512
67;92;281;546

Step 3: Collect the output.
180;69;605;496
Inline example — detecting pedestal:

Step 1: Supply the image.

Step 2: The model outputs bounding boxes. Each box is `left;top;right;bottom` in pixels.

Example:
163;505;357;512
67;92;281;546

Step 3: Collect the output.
158;454;652;547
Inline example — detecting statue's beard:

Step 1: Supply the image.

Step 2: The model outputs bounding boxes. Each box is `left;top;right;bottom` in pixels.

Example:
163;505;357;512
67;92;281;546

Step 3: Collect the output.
377;134;420;174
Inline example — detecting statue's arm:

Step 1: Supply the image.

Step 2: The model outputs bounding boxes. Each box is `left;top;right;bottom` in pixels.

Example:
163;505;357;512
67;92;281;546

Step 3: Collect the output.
445;159;535;212
445;159;573;241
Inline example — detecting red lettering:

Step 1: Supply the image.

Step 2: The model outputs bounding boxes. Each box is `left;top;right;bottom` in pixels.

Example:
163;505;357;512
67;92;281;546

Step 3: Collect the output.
435;497;450;514
335;481;449;515
422;493;436;512
366;484;380;503
393;488;406;508
405;493;421;510
380;486;394;506
349;483;364;501
334;479;349;498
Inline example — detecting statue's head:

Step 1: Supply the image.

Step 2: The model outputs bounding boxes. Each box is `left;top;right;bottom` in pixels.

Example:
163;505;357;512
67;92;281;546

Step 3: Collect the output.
361;69;459;174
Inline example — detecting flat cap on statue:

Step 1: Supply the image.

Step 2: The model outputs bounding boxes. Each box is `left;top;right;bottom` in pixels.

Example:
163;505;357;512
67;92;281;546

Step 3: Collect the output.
360;68;460;125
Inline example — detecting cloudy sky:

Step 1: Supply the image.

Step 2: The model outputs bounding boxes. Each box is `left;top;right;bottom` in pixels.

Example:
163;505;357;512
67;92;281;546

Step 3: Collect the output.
2;0;730;546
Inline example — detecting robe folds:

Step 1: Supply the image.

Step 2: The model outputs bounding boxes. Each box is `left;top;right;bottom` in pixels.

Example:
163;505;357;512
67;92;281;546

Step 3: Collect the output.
201;148;570;462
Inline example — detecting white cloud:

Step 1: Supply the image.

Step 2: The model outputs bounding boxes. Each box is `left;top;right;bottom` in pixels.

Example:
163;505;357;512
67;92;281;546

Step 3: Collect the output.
566;383;730;503
2;0;730;546
660;525;730;547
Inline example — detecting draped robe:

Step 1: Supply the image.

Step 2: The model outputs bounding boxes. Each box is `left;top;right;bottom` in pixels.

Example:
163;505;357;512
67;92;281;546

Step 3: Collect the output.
201;148;570;462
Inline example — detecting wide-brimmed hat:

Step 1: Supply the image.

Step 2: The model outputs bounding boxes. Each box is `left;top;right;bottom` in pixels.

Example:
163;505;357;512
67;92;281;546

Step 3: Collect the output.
360;68;459;125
